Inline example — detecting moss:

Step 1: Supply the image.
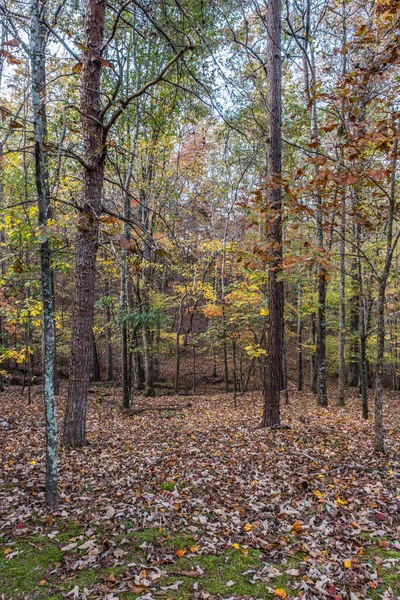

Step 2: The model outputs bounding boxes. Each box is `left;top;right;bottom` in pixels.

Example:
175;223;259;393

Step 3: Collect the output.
366;542;400;599
0;523;302;600
0;536;62;598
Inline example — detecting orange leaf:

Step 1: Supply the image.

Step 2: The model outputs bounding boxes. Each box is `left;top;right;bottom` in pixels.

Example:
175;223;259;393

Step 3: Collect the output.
275;589;287;599
98;57;114;68
176;549;186;557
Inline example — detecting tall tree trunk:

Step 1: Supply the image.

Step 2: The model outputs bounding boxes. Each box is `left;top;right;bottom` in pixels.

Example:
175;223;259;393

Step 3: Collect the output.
262;0;283;428
120;231;130;408
374;137;398;452
174;295;185;393
310;310;317;392
337;195;346;406
374;285;386;452
337;0;347;407
347;259;360;386
105;280;113;381
297;284;303;391
63;0;106;448
92;333;101;381
355;217;368;418
311;61;328;407
30;0;57;506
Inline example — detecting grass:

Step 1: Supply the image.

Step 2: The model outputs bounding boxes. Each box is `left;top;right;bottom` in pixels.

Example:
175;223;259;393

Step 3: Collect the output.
365;539;400;599
0;522;301;599
2;523;400;599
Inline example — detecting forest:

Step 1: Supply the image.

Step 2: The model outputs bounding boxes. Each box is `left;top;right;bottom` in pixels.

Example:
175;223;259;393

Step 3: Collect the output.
0;0;399;598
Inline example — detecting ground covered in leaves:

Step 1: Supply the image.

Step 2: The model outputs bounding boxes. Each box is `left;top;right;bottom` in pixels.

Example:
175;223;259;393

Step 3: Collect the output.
0;386;399;600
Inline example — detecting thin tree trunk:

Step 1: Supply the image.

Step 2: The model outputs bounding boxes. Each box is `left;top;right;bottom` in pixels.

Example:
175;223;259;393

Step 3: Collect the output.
283;338;289;405
63;0;106;448
192;344;196;394
297;284;303;391
347;259;360;386
374;137;398;452
262;0;283;428
92;333;101;381
310;311;317;393
174;295;185;393
30;0;57;505
105;280;113;381
338;195;346;406
355;218;368;419
374;285;386;452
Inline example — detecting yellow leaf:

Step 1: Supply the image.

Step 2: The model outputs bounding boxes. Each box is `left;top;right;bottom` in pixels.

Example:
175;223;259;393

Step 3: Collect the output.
190;545;200;553
275;589;287;599
244;523;252;531
313;490;323;498
231;543;240;550
336;497;348;505
72;62;82;74
39;580;47;586
292;521;302;532
344;560;352;568
240;547;248;555
176;549;186;558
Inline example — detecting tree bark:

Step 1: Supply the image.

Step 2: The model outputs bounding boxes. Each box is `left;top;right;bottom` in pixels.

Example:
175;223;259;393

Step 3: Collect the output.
337;194;346;406
63;0;106;448
374;137;398;452
92;333;101;381
297;284;303;391
30;0;57;505
262;0;283;428
105;280;113;381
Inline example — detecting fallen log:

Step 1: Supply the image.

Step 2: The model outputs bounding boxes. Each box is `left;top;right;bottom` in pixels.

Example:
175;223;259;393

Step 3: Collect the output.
125;402;192;415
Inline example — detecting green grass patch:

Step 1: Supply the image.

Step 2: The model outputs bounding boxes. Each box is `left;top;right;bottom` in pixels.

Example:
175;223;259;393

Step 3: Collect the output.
365;540;400;599
0;523;308;599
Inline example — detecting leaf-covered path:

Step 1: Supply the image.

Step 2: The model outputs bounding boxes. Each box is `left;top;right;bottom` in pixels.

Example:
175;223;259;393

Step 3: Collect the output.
1;387;399;599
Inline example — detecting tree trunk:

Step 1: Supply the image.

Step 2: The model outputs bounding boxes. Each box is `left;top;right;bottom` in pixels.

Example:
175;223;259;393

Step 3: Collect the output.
30;0;57;506
297;284;303;391
105;281;113;381
121;242;130;407
262;0;283;428
174;295;185;393
355;218;368;419
347;260;360;386
143;325;155;396
63;0;106;448
374;285;385;452
283;338;289;405
92;333;101;381
337;195;346;406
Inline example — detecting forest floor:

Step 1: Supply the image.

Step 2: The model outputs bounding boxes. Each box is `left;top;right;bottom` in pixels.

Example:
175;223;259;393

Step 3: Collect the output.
0;385;399;600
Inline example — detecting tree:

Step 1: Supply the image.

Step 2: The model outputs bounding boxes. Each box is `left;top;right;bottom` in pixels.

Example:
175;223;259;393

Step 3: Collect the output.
261;0;283;427
63;0;107;448
63;0;189;446
30;0;57;506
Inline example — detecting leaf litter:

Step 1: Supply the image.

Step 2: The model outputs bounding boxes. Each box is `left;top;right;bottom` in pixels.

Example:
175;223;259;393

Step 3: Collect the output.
0;386;399;599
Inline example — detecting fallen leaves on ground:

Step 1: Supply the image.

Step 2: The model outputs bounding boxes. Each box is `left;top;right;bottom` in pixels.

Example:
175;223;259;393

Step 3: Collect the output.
0;386;400;599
